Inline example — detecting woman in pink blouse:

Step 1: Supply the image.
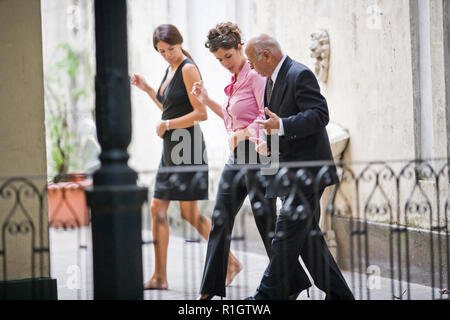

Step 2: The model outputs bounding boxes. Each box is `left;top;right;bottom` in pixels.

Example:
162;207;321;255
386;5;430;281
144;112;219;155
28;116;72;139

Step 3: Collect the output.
192;22;311;300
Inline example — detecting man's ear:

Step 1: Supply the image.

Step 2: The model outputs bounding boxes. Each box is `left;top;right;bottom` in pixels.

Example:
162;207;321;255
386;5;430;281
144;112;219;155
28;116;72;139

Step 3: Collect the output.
262;49;271;60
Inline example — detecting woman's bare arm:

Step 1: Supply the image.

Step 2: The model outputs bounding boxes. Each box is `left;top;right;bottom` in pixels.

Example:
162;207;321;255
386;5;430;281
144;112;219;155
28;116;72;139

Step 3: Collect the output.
131;73;163;111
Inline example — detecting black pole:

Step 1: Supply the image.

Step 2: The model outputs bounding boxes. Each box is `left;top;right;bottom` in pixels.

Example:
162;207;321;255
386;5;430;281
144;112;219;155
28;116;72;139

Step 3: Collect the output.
86;0;147;299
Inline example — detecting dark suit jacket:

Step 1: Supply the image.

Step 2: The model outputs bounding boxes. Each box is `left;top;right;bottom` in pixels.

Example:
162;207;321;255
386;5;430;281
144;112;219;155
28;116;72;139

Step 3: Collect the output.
265;56;338;198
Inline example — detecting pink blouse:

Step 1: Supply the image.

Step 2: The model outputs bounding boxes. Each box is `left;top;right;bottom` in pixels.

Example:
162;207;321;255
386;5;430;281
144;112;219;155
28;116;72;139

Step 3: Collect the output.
222;62;266;139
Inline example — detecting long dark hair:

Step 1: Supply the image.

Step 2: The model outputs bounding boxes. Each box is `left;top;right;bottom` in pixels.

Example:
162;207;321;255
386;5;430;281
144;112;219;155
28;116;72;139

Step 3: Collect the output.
153;24;194;62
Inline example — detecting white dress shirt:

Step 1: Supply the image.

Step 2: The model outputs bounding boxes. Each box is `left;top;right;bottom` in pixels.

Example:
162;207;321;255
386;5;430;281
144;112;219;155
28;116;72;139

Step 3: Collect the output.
268;55;287;136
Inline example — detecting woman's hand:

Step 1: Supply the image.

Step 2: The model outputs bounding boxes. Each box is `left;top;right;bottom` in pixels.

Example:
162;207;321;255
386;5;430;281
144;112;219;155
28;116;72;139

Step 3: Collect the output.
131;73;163;111
191;80;209;105
156;120;168;138
131;73;150;92
249;137;270;156
228;128;250;152
228;132;239;152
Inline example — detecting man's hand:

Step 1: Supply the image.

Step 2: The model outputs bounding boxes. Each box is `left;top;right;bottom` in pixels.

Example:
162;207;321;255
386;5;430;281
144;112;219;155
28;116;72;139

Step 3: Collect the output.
255;108;280;135
249;137;270;156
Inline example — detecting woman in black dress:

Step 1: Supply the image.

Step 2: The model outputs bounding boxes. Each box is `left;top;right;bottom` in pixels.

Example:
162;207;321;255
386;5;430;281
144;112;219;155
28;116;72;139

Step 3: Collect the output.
131;24;241;290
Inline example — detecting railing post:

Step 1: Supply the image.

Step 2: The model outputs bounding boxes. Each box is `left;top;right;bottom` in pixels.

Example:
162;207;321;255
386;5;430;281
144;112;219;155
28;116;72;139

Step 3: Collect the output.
85;0;147;300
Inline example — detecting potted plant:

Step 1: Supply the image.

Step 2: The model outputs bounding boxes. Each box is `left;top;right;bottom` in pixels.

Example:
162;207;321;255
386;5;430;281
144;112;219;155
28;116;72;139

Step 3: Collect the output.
44;42;96;228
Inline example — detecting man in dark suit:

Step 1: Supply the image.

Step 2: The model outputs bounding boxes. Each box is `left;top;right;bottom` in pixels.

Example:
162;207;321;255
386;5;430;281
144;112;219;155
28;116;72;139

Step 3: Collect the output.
245;34;354;300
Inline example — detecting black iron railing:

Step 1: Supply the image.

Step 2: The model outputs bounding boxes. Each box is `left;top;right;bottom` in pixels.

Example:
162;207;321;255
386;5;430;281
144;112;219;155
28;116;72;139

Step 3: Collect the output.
0;159;449;300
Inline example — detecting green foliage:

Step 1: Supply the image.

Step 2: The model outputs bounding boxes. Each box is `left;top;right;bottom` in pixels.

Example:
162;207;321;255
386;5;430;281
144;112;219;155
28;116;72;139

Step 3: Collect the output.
56;43;79;79
45;42;89;181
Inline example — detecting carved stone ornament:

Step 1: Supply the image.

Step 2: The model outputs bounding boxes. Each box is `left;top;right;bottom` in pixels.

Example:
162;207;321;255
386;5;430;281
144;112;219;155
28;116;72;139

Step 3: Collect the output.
310;30;330;83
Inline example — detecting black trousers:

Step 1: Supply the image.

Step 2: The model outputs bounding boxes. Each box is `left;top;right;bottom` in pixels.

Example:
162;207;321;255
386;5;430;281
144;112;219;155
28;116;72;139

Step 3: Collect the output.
255;189;355;300
200;164;311;297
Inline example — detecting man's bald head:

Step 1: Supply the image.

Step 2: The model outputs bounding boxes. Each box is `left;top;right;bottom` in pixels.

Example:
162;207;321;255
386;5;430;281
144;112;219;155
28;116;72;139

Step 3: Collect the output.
245;34;283;78
247;34;283;58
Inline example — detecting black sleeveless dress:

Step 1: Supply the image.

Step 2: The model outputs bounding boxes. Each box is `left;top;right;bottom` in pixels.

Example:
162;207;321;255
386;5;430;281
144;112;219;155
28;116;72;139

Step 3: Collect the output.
153;58;209;201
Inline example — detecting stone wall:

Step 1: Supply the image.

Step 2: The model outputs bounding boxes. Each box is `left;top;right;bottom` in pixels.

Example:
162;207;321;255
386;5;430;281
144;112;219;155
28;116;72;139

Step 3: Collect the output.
0;0;50;281
40;0;449;229
245;0;448;229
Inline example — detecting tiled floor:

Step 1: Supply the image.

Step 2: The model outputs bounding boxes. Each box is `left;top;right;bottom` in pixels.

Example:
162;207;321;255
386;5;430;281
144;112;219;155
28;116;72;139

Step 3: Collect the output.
49;227;446;300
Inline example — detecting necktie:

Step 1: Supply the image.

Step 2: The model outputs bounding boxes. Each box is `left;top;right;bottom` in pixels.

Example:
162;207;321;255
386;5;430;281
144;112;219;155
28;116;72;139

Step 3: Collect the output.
266;77;273;103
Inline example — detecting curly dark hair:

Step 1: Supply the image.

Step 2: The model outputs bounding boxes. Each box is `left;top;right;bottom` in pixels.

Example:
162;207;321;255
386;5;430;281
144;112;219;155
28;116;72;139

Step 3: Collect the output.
205;22;244;53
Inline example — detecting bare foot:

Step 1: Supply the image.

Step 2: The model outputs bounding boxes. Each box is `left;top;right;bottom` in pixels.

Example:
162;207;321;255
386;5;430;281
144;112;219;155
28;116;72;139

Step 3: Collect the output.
225;260;243;287
143;277;168;290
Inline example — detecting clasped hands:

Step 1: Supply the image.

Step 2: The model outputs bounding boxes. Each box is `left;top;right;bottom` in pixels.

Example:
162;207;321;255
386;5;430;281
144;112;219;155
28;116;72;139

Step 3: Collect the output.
248;107;280;156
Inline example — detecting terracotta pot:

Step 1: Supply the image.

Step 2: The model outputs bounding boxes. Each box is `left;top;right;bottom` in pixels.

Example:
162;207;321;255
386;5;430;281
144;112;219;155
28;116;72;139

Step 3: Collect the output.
47;178;92;228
